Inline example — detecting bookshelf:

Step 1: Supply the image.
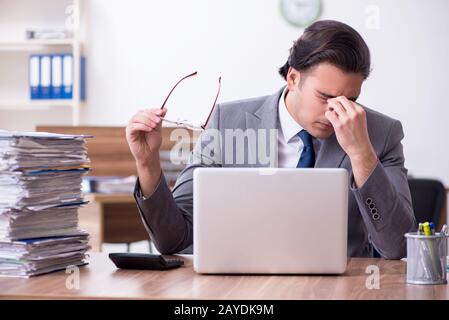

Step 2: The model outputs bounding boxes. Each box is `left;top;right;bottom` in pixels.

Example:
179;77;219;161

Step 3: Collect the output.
0;0;84;126
0;39;75;49
0;99;73;110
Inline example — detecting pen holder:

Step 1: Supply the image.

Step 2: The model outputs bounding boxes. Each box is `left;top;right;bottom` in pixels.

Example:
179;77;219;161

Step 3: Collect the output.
405;232;448;285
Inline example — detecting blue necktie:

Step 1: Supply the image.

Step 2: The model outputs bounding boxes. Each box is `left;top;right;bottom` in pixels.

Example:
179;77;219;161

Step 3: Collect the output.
296;130;315;168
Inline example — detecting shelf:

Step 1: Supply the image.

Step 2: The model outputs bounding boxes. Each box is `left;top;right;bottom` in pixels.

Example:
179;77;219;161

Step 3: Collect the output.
0;39;76;51
0;0;83;126
0;100;75;110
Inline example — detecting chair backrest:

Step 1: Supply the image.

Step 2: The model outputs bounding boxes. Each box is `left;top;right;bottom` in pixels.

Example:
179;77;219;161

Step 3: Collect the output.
408;178;446;227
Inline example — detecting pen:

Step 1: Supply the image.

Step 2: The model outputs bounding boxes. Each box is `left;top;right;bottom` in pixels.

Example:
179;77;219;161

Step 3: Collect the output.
440;224;448;236
429;222;435;235
423;221;442;280
418;223;423;235
423;222;431;236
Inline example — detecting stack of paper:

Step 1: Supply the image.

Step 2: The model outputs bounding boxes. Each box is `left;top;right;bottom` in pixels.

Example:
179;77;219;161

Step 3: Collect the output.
0;234;89;277
0;130;91;277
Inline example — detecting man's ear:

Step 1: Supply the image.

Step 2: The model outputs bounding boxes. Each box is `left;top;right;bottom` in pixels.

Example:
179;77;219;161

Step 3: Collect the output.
286;67;301;91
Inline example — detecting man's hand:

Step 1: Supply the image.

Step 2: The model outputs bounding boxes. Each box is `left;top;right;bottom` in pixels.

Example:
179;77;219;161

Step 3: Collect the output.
325;96;378;188
125;107;167;197
126;108;167;165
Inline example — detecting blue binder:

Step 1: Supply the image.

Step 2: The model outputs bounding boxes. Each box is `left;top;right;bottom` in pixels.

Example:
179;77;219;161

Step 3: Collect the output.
51;55;63;99
62;54;73;99
40;55;52;99
29;55;41;99
80;56;86;101
29;53;86;101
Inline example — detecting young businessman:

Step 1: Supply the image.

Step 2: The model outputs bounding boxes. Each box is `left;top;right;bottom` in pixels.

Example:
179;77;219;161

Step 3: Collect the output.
126;20;416;259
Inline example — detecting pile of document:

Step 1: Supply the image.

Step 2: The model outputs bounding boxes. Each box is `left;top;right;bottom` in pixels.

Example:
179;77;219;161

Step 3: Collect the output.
0;234;89;277
0;130;91;277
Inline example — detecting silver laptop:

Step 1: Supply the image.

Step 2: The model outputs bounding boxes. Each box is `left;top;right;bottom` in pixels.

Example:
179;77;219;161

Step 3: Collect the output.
193;168;348;274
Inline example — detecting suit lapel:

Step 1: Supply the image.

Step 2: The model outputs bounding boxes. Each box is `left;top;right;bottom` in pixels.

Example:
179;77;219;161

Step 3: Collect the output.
245;88;283;167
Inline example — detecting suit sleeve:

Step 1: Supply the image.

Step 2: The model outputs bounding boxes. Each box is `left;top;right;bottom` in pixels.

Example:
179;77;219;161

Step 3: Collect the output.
133;105;222;254
350;120;417;259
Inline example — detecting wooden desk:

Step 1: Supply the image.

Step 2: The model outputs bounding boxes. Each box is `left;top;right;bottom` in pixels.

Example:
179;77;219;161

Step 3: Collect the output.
79;193;149;252
0;253;448;299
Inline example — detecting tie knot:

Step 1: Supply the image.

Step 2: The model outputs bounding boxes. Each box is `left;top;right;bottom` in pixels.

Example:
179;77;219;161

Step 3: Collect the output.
297;129;313;148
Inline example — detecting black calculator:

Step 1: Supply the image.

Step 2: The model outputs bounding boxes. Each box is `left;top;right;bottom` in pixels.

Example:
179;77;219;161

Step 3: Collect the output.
109;253;184;270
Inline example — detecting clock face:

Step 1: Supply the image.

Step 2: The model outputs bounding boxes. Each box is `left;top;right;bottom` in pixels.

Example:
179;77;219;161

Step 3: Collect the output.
280;0;322;28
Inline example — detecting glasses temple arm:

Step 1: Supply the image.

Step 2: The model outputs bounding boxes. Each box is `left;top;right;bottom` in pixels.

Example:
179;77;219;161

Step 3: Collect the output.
201;76;222;129
160;71;198;110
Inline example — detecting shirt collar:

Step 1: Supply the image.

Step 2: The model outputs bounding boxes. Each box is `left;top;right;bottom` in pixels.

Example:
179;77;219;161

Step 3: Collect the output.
278;86;304;143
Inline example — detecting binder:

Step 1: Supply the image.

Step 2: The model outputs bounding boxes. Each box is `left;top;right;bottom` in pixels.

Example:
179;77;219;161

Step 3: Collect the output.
28;53;85;101
62;54;73;99
80;56;86;101
51;55;63;99
40;55;52;99
29;55;41;100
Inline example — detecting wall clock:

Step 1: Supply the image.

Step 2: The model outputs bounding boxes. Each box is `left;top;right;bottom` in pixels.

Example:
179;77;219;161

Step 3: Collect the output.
280;0;322;28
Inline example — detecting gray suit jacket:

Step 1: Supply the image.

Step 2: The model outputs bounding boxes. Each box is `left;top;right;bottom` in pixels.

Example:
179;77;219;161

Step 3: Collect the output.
134;87;416;259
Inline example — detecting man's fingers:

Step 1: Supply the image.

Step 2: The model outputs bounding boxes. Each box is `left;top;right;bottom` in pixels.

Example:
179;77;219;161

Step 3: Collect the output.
130;118;155;130
129;122;154;134
133;114;159;128
128;107;168;134
325;109;339;128
152;108;167;117
334;97;357;117
140;110;162;123
327;100;348;121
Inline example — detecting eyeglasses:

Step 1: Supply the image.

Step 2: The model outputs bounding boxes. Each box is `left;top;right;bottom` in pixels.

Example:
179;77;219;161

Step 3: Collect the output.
160;72;221;131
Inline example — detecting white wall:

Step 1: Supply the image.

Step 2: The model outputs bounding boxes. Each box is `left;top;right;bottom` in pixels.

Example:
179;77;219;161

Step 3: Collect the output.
81;0;449;185
1;0;449;185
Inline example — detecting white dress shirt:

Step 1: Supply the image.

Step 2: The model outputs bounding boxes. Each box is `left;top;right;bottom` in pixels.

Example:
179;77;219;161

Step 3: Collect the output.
277;87;321;168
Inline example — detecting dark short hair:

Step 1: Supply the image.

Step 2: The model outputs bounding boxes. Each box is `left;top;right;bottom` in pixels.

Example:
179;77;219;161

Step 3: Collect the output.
279;20;371;80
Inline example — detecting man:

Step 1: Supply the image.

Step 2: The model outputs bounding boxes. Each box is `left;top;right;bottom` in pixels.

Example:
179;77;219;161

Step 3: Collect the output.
126;20;416;259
